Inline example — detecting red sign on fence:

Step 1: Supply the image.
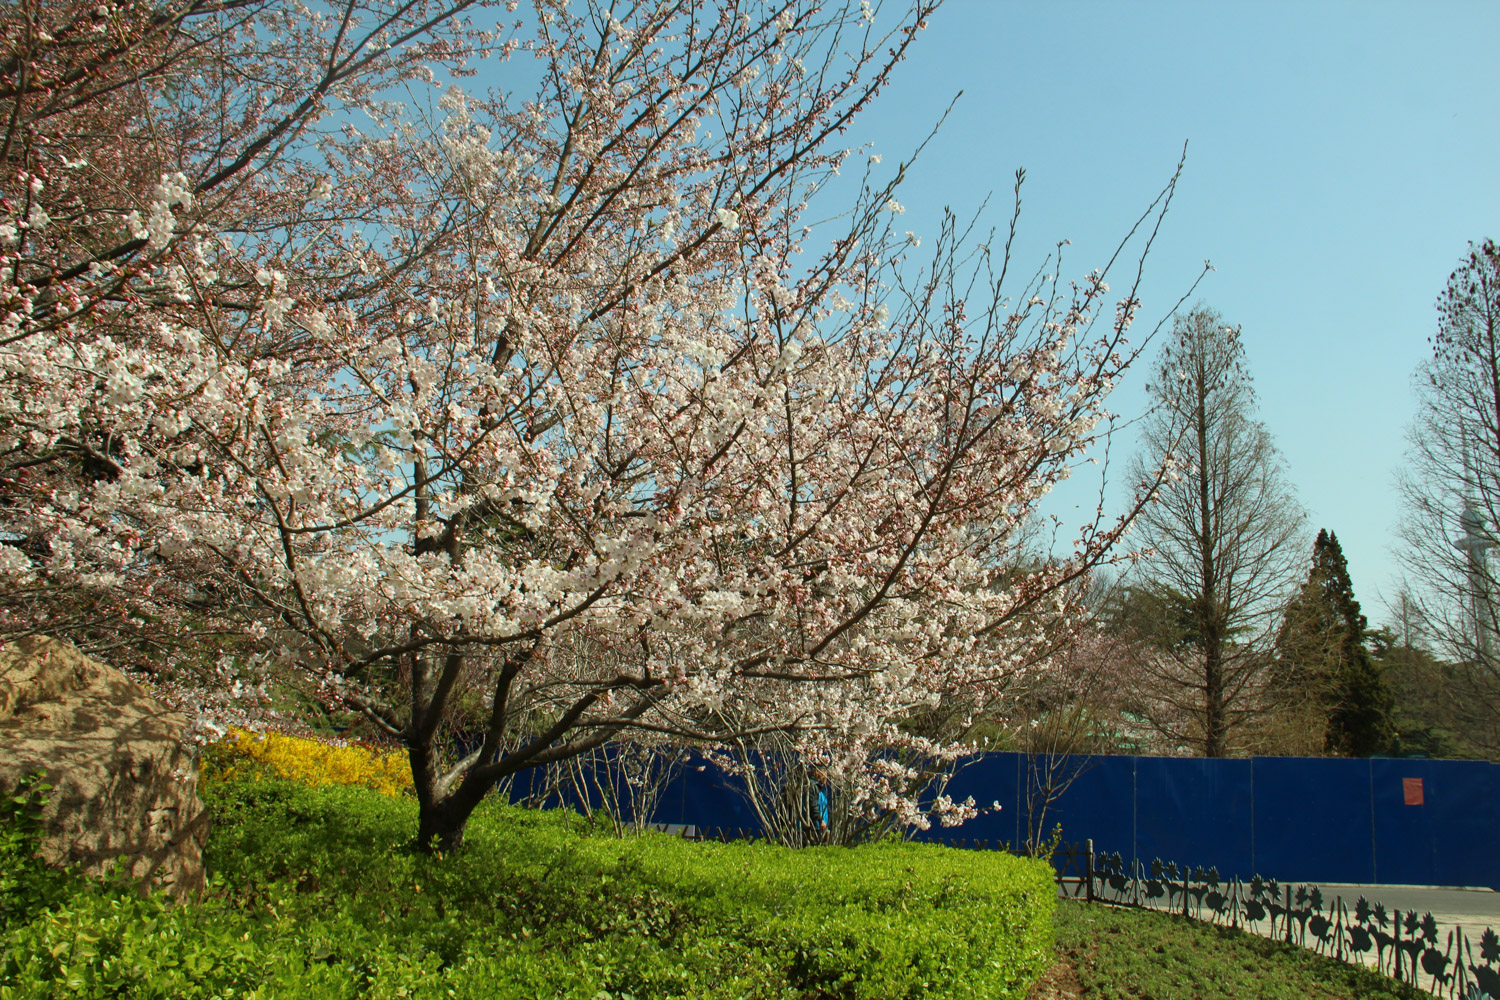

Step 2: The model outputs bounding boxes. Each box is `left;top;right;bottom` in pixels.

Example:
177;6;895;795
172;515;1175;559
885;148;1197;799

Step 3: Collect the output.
1403;777;1424;806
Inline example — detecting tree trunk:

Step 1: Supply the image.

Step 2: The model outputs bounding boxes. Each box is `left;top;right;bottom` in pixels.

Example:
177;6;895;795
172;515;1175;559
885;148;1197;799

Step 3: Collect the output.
408;737;487;854
1203;635;1226;757
415;788;485;853
1194;356;1227;758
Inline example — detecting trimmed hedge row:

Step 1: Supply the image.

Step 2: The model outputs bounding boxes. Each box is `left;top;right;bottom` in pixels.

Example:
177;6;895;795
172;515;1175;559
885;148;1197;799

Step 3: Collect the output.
1;778;1054;999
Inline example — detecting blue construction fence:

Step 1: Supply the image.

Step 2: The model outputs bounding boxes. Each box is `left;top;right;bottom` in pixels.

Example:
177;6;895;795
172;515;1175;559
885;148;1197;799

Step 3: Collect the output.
908;753;1500;889
517;750;1500;889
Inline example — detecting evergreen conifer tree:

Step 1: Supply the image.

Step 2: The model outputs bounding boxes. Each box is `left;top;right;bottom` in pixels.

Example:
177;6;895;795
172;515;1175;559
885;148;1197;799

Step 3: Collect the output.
1275;530;1396;755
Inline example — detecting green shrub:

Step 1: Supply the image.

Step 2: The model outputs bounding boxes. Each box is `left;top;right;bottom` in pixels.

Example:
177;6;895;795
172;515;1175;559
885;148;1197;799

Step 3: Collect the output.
0;773;88;934
1;777;1054;999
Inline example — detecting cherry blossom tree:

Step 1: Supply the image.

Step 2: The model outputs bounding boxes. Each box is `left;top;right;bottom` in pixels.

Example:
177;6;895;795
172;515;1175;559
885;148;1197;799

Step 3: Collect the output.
2;0;1191;850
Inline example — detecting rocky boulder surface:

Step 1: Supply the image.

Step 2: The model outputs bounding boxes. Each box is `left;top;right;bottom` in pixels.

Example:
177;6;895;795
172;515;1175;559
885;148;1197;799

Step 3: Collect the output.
0;635;206;897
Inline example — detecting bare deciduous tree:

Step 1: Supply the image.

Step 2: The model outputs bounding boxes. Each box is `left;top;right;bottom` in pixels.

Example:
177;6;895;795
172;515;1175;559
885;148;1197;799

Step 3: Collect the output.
1395;239;1500;755
1124;306;1305;757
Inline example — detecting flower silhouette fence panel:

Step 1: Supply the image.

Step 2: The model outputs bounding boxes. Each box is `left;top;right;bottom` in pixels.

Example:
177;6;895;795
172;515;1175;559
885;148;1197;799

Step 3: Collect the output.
914;836;1500;1000
1084;849;1500;1000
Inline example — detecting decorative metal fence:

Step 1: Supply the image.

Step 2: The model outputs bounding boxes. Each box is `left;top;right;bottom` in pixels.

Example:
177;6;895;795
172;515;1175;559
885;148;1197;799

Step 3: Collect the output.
1008;838;1500;1000
1091;850;1500;999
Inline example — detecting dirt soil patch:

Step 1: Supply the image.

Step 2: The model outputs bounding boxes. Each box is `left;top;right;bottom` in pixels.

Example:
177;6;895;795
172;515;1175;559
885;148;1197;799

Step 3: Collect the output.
1027;955;1084;1000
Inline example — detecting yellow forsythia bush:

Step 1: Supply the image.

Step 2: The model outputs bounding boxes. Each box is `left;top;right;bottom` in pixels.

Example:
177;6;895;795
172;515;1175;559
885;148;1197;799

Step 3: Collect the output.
201;727;413;797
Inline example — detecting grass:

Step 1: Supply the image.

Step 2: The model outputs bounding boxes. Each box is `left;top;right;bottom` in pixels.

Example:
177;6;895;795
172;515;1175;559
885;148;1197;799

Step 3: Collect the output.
1032;898;1437;1000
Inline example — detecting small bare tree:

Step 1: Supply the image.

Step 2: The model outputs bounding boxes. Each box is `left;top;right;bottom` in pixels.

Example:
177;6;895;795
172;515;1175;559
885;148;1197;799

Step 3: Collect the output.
719;733;839;847
716;730;968;847
1011;628;1138;852
559;738;691;837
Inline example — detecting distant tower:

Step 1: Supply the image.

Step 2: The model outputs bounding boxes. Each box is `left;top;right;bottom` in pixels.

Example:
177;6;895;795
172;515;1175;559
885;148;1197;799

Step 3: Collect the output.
1453;500;1497;659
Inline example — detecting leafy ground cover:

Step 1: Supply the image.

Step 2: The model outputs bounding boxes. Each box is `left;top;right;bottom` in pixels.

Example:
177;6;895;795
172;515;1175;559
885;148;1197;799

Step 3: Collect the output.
5;739;1441;1000
1029;898;1436;1000
1;776;1054;999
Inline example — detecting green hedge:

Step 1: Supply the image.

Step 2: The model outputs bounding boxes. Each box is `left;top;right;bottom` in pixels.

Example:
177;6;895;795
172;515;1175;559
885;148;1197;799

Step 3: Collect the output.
1;778;1054;999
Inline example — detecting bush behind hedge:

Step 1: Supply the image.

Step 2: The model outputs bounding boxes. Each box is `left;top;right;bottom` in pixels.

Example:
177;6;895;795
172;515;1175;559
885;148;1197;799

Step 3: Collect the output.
1;778;1054;1000
198;728;413;797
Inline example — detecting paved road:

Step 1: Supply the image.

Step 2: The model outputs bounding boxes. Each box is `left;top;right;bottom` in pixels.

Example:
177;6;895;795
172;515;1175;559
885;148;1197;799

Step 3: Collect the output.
1060;879;1500;932
1058;879;1500;929
1061;880;1500;996
1318;883;1500;934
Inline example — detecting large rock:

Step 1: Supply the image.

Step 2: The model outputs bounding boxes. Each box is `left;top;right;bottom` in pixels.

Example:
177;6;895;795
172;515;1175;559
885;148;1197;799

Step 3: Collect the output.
0;635;206;897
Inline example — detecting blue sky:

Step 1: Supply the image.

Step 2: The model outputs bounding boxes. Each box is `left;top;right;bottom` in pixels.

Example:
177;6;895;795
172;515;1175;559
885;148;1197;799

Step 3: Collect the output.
844;0;1500;620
